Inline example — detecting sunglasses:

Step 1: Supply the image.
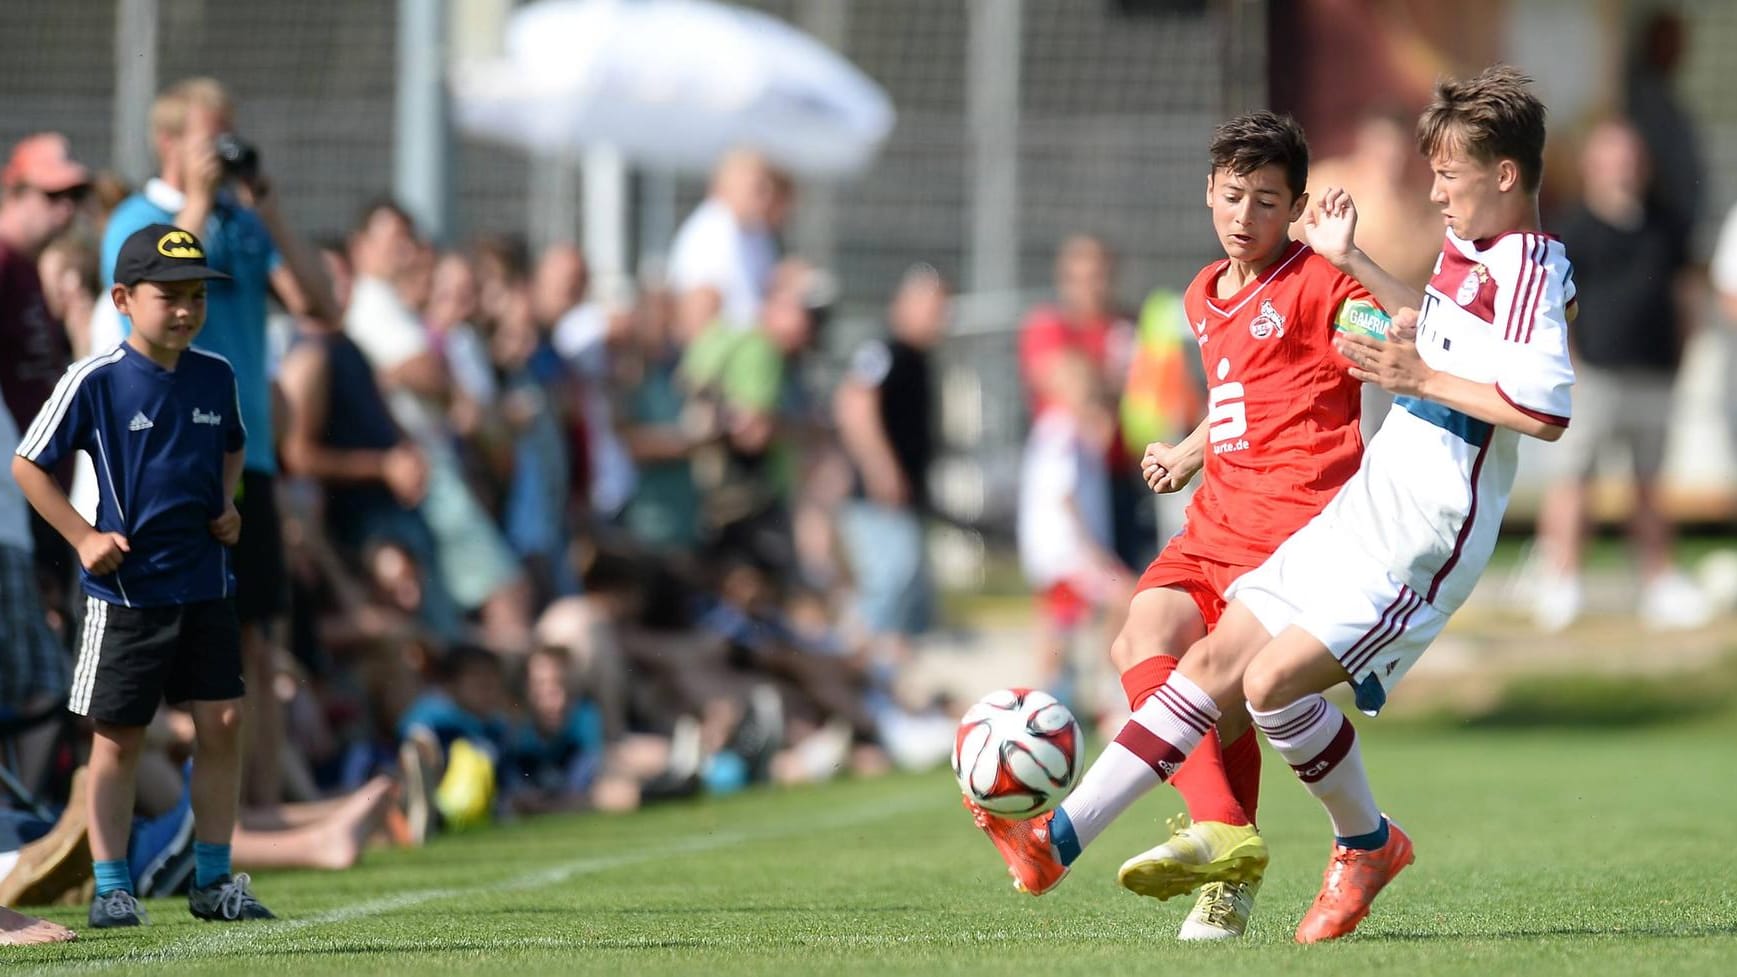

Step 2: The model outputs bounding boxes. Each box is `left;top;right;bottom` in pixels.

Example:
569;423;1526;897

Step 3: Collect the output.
15;184;88;204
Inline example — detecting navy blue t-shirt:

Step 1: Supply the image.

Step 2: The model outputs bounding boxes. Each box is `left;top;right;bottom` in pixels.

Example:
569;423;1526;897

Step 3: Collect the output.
15;343;245;607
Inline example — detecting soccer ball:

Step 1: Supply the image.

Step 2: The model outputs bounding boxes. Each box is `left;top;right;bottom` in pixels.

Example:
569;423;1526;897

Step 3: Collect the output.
952;688;1084;819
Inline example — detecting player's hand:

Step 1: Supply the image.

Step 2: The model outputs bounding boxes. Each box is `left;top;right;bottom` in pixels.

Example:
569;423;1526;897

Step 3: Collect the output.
1302;186;1359;267
382;444;430;507
1335;308;1434;395
1142;440;1201;494
77;531;130;575
209;501;242;546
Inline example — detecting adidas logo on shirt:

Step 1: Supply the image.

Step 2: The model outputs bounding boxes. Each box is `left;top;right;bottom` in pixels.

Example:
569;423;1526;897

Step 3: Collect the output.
128;412;154;432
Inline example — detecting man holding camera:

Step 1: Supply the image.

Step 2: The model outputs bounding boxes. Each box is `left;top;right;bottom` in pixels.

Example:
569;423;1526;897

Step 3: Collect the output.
100;77;337;805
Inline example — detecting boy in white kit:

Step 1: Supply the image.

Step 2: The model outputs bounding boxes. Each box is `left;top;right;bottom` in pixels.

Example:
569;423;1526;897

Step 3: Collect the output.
970;65;1574;944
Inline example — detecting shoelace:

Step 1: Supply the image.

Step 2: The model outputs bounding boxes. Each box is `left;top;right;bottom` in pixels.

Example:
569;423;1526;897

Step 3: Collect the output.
1197;882;1243;927
1164;813;1192;837
213;873;261;920
102;889;149;924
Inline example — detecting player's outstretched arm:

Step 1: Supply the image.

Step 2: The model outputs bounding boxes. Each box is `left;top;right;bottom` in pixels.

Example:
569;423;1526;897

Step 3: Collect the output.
1303;187;1426;314
1334;311;1565;442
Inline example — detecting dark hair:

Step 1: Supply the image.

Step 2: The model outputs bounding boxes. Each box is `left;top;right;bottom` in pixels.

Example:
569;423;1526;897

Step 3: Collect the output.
437;644;502;684
1208;111;1309;199
1417;65;1547;193
352;196;415;237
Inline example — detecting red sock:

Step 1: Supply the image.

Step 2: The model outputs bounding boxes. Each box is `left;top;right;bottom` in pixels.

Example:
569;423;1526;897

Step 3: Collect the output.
1120;655;1179;709
1119;656;1251;827
1221;726;1263;826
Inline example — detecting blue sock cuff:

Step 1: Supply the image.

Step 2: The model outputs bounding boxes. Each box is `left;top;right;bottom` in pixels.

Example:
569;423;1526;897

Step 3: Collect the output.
1336;817;1390;852
94;858;132;896
194;841;232;888
1049;807;1082;866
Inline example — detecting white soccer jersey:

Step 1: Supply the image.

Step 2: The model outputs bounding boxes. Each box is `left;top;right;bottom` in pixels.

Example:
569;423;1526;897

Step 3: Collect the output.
1321;230;1576;613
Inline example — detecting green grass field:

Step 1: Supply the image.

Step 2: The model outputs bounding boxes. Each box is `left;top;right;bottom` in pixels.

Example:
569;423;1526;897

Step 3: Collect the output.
11;708;1736;977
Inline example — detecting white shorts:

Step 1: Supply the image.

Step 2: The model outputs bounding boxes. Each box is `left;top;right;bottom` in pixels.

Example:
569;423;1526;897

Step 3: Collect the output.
1225;518;1451;715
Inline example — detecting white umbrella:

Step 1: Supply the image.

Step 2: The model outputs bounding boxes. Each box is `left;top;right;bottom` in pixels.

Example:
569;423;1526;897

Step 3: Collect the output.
451;0;896;177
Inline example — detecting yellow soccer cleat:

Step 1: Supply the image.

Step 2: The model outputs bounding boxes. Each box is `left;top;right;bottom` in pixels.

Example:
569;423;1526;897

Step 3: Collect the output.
1177;878;1261;941
1116;814;1269;902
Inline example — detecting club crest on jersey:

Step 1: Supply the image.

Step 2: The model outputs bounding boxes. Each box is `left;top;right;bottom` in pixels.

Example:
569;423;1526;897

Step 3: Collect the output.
1455;264;1490;307
1248;299;1285;340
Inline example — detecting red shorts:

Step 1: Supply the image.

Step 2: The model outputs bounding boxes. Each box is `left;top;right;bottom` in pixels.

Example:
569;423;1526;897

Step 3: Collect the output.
1135;545;1258;631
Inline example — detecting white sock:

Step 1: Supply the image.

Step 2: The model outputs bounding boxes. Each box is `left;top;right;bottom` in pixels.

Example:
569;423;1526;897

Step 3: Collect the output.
1057;672;1219;855
1250;695;1382;839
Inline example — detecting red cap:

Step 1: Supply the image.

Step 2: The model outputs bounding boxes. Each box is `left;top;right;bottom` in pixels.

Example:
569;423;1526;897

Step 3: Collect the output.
3;133;91;194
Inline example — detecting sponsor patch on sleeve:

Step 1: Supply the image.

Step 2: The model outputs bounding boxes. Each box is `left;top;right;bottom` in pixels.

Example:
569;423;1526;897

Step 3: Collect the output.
1333;298;1391;340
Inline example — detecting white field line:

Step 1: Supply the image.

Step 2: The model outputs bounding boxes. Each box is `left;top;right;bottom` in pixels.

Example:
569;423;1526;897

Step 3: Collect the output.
13;789;941;975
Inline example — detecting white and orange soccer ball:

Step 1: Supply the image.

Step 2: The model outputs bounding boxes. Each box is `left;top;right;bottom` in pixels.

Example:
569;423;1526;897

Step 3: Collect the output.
952;688;1084;819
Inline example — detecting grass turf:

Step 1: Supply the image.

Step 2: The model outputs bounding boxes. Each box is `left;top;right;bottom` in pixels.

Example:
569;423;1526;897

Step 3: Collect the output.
10;710;1736;976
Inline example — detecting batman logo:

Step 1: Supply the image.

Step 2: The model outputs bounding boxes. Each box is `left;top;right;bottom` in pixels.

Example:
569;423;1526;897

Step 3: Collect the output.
157;230;204;259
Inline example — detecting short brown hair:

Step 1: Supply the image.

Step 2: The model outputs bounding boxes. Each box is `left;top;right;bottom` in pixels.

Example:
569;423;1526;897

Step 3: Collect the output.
1208;111;1309;199
1417;65;1547;192
150;77;232;139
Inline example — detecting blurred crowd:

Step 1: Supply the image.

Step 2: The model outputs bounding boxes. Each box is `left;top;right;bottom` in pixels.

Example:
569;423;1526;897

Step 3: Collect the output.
1;78;962;905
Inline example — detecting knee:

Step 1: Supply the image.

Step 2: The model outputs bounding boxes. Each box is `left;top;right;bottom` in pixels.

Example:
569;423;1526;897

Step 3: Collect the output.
1107;629;1145;673
1241;655;1296;713
1108;622;1175;674
195;703;245;749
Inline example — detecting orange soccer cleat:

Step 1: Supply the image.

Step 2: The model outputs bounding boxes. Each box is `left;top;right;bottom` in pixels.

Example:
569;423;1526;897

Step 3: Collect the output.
1294;819;1415;944
963;798;1069;895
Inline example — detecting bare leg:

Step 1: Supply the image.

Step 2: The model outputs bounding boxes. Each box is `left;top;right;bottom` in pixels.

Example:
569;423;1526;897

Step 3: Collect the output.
188;699;245;848
232;776;393;871
1630;478;1672;580
1535;477;1588;575
87;722;145;864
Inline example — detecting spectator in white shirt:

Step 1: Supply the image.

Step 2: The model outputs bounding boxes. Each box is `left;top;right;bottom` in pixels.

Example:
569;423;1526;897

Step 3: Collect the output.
345;200;532;653
667;150;778;338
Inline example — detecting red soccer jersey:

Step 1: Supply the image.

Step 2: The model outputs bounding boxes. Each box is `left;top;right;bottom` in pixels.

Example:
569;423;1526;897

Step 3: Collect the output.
1171;241;1368;568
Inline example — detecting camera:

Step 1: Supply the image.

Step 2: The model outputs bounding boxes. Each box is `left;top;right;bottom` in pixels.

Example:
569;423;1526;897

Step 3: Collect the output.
213;132;260;185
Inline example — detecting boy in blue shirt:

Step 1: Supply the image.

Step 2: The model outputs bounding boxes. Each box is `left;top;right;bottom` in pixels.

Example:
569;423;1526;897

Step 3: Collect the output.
11;224;274;927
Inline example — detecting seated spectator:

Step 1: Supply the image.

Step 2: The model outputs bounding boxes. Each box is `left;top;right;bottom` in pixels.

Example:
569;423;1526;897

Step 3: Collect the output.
540;242;637;521
0;400;69;797
278;249;463;644
501;646;643;815
616;282;702;552
680;262;825;573
345;204;532;652
490;282;582;602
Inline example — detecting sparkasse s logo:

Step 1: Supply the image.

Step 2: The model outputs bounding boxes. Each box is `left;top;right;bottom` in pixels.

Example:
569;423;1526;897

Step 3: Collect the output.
157;230;204;259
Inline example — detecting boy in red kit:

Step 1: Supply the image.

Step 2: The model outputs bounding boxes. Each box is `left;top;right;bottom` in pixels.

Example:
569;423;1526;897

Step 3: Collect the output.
970;111;1380;940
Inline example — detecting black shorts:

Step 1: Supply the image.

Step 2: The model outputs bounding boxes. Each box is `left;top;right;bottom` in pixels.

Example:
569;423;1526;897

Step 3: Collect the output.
232;471;289;625
68;597;245;727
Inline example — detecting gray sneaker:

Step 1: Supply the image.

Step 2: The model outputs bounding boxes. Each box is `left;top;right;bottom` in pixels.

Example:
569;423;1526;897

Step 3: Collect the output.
88;888;149;928
187;873;275;922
